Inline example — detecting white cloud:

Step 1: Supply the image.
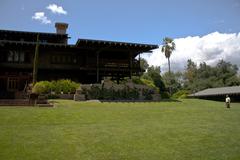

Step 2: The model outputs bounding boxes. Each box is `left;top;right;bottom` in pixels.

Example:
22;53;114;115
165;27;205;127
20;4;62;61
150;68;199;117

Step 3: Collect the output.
46;4;67;15
144;32;240;73
32;12;51;24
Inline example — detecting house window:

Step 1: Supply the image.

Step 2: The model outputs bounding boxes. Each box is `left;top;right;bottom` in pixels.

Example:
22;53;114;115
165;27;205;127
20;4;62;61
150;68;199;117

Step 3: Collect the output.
20;52;25;62
67;56;71;63
7;51;25;63
40;40;47;44
73;58;77;64
8;51;14;62
14;52;19;61
62;56;66;63
51;55;77;64
7;77;18;91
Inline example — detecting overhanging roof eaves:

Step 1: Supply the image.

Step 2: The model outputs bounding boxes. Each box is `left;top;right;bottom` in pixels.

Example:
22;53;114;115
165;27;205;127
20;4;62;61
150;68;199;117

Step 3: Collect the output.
0;29;68;37
0;40;75;48
76;38;159;50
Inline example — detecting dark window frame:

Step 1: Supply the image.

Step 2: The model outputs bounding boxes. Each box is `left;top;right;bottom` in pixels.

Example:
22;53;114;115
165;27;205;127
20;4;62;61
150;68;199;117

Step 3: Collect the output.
7;50;25;63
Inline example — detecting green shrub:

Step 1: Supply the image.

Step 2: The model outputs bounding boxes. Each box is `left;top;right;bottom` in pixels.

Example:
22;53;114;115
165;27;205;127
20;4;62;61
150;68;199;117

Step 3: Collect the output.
32;80;80;95
125;87;139;100
172;90;190;99
160;91;170;99
32;81;52;94
87;86;102;99
132;77;144;85
55;79;79;94
84;85;141;100
142;89;154;100
113;90;122;100
140;78;159;92
101;88;112;100
119;88;128;99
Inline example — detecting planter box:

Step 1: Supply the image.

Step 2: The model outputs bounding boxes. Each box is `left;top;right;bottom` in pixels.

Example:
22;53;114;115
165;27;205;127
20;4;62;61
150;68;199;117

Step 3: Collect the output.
58;94;74;100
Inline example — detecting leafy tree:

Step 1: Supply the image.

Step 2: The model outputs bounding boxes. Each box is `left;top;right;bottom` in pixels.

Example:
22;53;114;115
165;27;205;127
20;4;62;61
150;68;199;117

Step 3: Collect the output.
162;72;182;94
140;58;149;71
142;65;166;92
183;59;240;93
161;37;176;73
184;59;197;84
215;60;239;86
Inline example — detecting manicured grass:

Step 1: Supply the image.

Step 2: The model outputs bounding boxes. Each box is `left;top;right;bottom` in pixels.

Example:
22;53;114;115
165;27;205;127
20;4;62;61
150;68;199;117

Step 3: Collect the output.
0;99;240;160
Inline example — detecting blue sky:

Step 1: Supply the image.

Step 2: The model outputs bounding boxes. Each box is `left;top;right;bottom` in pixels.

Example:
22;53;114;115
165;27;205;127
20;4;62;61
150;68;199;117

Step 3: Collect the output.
1;0;240;72
1;0;239;44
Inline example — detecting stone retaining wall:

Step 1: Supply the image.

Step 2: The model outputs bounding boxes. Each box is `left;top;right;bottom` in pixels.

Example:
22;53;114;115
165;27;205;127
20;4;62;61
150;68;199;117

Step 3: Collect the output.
74;78;161;101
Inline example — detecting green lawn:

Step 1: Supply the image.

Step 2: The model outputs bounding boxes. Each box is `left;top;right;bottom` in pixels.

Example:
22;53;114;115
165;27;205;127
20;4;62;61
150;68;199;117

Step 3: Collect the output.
0;99;240;160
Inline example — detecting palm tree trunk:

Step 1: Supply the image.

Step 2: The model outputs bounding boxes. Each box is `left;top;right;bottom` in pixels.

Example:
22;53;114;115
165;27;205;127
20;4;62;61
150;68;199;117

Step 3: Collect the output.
168;57;171;74
167;57;172;95
33;34;40;86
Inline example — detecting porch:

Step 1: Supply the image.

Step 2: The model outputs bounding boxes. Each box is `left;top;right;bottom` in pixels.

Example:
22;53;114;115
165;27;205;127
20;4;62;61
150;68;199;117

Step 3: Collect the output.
0;72;31;99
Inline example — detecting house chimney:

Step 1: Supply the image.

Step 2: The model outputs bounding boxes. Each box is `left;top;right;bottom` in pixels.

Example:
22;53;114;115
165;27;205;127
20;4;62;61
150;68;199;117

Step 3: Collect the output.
55;22;68;34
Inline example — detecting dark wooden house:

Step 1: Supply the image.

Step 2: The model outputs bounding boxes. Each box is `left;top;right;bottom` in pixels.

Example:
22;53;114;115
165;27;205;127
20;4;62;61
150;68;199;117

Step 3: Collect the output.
0;23;158;99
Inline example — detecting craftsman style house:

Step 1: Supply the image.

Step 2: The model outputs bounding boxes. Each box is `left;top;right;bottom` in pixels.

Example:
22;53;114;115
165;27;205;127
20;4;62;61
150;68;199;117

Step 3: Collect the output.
0;23;158;98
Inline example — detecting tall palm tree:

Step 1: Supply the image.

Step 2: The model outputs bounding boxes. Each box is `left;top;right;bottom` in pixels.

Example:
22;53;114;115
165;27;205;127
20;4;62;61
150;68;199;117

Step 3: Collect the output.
32;34;40;85
161;37;175;74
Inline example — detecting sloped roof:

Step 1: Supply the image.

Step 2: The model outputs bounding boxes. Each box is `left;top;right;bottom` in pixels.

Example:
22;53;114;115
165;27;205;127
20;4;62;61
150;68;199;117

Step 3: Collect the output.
76;38;158;51
0;29;68;37
189;86;240;97
0;40;75;48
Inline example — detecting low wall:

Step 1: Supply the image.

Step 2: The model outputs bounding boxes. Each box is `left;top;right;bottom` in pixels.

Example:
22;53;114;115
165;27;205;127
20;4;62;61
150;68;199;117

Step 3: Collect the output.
74;79;161;101
58;94;74;100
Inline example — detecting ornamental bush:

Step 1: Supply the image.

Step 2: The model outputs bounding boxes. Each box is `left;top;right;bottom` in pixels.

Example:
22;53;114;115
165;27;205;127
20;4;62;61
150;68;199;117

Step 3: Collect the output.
87;86;102;99
142;88;154;100
55;79;79;94
32;79;80;95
140;78;159;92
126;87;139;100
172;90;190;99
83;85;141;100
160;91;170;99
32;81;52;94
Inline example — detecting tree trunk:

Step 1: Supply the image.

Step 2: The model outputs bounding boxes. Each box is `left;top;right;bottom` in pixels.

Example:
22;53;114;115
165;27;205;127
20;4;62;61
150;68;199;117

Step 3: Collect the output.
167;57;172;95
168;57;171;74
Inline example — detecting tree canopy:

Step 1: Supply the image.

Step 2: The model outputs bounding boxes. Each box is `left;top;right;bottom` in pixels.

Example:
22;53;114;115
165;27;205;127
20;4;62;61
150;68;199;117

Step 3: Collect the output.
183;59;240;93
135;56;240;98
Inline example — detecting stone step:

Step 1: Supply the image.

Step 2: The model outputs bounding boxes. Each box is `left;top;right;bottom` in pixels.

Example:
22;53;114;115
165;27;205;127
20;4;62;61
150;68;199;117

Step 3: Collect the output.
0;99;53;107
0;99;33;106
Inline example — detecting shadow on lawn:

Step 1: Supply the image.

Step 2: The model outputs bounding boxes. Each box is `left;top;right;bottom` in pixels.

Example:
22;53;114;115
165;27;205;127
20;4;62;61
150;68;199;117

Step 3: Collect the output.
161;99;182;102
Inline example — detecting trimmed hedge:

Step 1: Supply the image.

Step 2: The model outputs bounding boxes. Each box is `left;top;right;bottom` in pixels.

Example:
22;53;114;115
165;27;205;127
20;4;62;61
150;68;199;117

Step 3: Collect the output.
32;79;80;94
32;81;52;94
